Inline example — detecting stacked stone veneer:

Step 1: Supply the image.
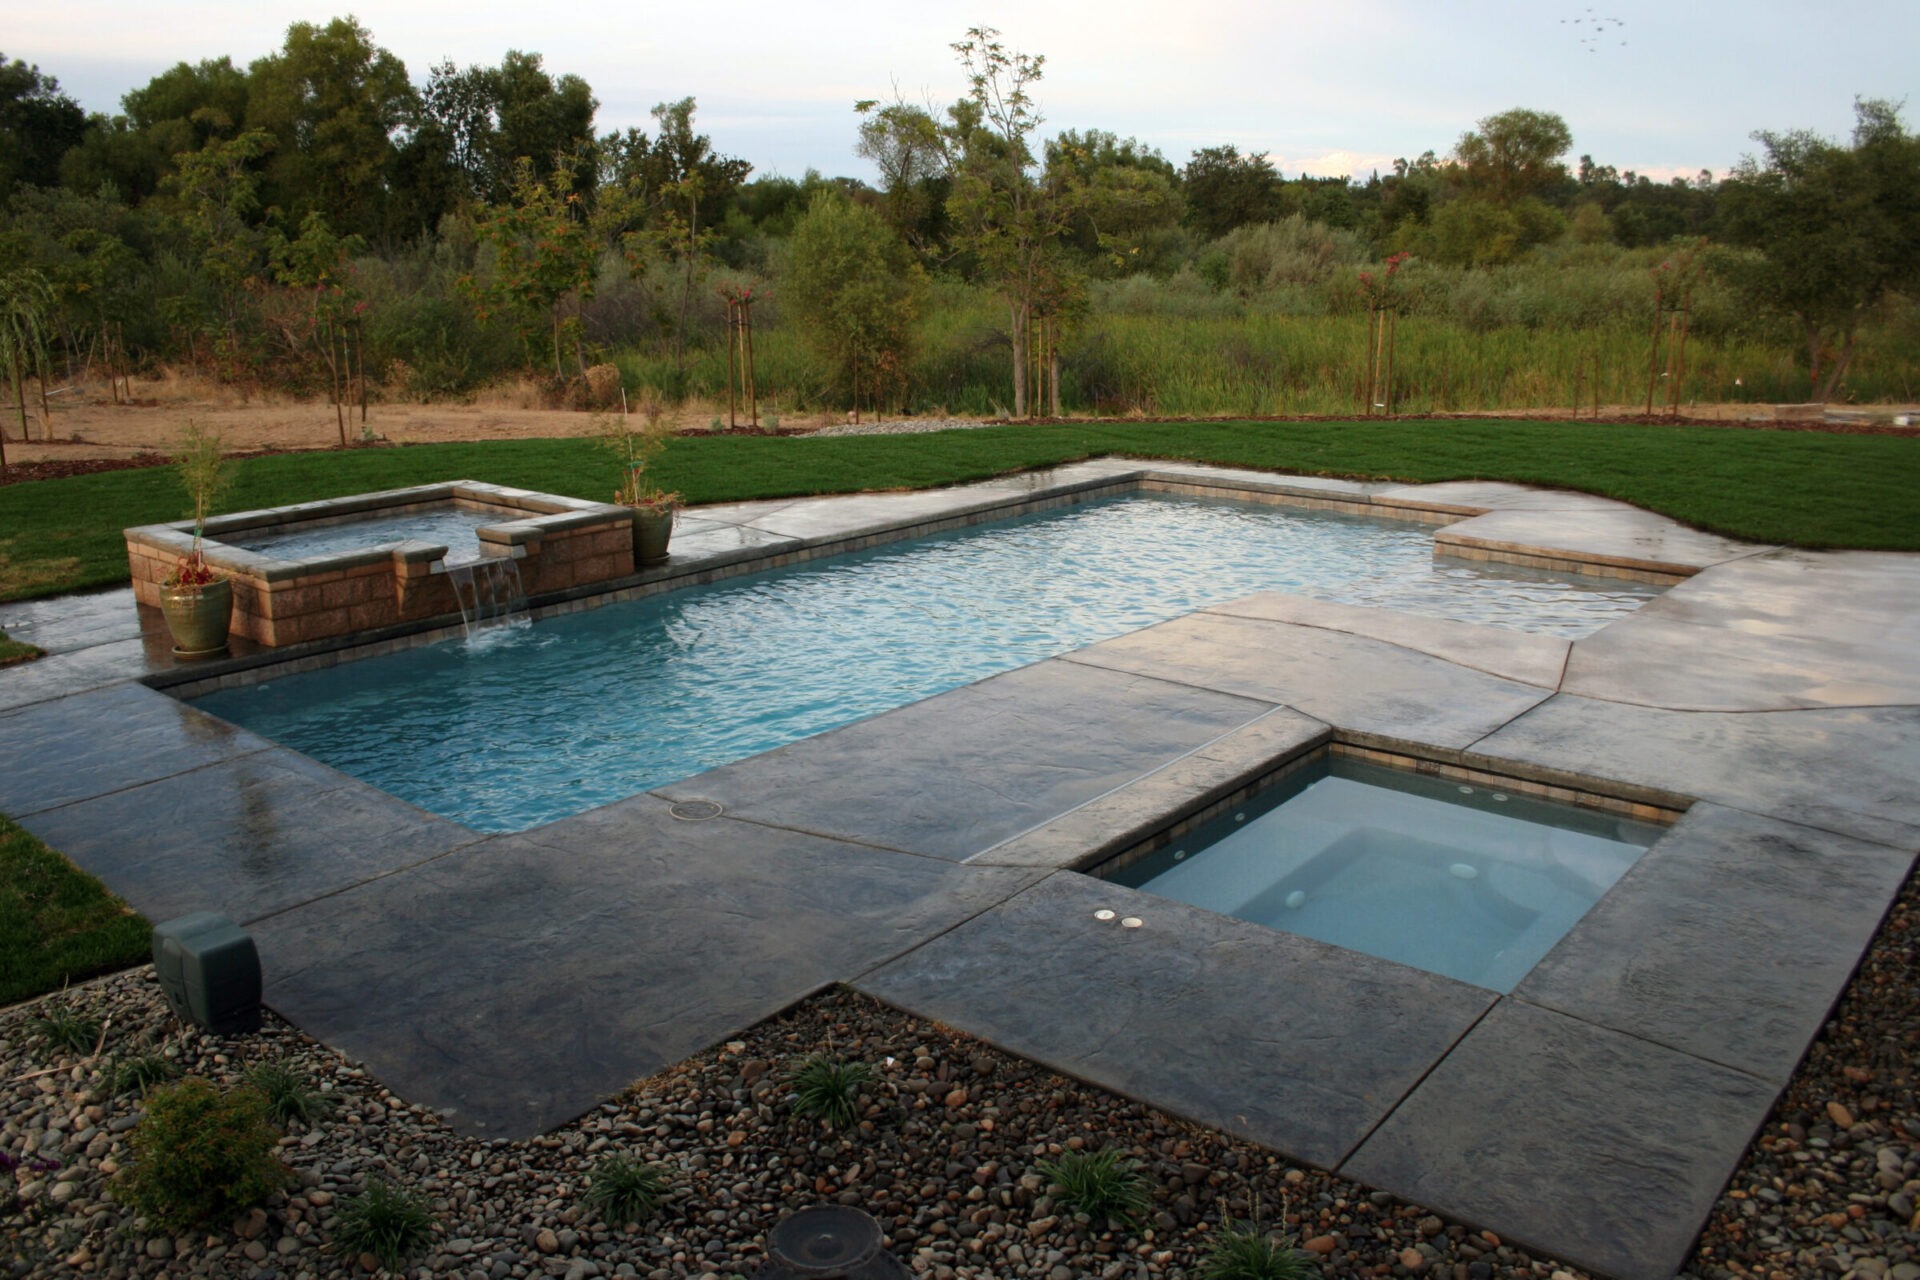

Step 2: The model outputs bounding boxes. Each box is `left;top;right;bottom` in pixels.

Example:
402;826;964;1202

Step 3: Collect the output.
126;482;638;647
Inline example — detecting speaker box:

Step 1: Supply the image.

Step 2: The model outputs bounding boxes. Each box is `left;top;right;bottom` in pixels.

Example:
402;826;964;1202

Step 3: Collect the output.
152;912;262;1035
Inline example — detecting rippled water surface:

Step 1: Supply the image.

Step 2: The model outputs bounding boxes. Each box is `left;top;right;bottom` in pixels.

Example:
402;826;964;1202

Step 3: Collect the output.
196;494;1660;832
227;506;497;565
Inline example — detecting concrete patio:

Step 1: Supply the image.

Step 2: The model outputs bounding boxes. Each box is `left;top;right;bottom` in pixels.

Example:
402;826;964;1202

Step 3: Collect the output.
2;459;1915;1280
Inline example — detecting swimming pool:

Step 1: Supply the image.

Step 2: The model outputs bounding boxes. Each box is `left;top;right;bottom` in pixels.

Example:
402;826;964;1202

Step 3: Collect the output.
194;493;1660;832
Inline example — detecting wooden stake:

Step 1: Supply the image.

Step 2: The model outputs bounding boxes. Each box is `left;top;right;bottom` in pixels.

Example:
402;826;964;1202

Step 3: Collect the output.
743;298;758;428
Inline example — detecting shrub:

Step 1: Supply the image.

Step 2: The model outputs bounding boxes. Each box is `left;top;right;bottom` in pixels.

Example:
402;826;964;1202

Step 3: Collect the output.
115;1077;288;1230
1036;1147;1154;1227
583;1153;672;1225
243;1061;336;1129
786;1053;874;1129
26;1002;101;1056
332;1176;436;1271
1200;1218;1319;1279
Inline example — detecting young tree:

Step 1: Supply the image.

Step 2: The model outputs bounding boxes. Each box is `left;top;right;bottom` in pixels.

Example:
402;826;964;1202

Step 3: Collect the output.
784;192;927;416
464;155;598;379
159;128;275;350
271;211;365;442
595;99;750;378
946;25;1064;417
0;267;56;461
1718;98;1920;401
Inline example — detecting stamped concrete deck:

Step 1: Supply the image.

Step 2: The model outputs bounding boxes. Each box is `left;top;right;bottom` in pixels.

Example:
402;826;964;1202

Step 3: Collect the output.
3;460;1917;1280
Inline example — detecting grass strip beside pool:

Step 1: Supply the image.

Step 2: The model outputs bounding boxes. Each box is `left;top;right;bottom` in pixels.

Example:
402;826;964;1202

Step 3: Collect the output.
0;814;150;1007
2;420;1918;602
0;629;42;666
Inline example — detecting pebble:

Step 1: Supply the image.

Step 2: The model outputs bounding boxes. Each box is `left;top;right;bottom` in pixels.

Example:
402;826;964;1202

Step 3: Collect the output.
5;932;1919;1280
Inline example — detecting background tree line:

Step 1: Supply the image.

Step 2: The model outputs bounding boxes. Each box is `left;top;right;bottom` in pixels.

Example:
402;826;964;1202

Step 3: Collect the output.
0;18;1915;424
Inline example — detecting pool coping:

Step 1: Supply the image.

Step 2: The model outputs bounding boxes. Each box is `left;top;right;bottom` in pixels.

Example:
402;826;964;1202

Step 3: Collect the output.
2;458;1915;1280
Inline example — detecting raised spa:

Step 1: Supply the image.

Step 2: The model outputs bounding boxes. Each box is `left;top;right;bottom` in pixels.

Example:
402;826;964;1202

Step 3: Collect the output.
125;481;642;647
1101;756;1666;992
194;493;1662;833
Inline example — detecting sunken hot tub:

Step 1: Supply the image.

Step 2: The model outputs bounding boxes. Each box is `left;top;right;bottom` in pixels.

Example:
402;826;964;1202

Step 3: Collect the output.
125;481;643;647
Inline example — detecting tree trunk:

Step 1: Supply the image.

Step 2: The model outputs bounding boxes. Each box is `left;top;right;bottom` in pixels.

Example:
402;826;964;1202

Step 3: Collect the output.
1010;300;1028;418
1049;333;1062;418
1816;327;1859;403
323;312;346;446
8;353;26;441
356;318;368;423
675;194;699;379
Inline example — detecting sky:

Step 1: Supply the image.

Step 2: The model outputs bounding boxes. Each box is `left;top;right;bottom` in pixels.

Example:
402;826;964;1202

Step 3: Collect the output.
7;0;1918;186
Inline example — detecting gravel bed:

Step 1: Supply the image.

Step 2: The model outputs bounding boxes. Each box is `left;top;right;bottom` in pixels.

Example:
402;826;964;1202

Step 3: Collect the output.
4;862;1916;1280
806;418;999;437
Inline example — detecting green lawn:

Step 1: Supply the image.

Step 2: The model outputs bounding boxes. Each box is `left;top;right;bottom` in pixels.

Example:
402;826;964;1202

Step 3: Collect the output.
0;814;151;1006
0;628;41;665
4;419;1918;602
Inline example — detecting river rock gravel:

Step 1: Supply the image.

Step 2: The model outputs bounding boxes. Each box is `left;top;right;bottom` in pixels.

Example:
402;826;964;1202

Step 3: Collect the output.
5;860;1917;1280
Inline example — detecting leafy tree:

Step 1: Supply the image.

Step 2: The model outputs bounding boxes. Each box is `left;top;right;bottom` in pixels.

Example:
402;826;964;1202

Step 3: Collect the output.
0;57;88;199
1452;107;1574;205
419;51;598;207
1045;130;1184;275
1718;98;1920;400
246;17;416;239
854;98;951;254
159;128;275;346
1182;145;1284;241
784;191;927;414
124;57;251;158
464;156;598;378
596;98;749;376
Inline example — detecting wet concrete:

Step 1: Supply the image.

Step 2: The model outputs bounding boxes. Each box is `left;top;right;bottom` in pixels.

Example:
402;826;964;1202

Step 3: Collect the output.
4;459;1917;1280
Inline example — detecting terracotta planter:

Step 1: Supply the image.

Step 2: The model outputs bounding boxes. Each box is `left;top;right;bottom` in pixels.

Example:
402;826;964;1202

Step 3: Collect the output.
631;508;676;566
159;578;233;658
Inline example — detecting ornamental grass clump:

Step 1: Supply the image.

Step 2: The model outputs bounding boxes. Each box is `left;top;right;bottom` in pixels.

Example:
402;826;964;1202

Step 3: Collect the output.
243;1060;336;1129
1036;1147;1155;1228
114;1076;288;1231
1200;1217;1320;1279
106;1052;179;1098
26;1001;101;1056
584;1153;673;1226
785;1052;875;1130
332;1176;436;1271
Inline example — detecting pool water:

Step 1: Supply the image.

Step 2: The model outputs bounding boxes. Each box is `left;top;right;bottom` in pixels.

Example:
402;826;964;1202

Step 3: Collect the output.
195;494;1660;833
1102;758;1664;991
228;506;500;566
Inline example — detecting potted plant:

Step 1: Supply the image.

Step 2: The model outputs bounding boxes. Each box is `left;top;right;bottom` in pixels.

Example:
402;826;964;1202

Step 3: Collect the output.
160;421;233;658
600;394;680;566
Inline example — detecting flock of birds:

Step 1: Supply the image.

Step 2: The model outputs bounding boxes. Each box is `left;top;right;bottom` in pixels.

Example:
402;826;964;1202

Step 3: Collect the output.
1563;8;1628;52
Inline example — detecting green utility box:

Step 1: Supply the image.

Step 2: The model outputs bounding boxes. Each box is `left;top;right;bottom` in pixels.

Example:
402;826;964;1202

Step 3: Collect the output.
152;912;262;1034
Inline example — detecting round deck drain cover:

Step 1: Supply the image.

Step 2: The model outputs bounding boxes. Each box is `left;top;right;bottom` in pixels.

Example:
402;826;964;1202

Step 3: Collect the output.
669;799;723;822
764;1205;883;1274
